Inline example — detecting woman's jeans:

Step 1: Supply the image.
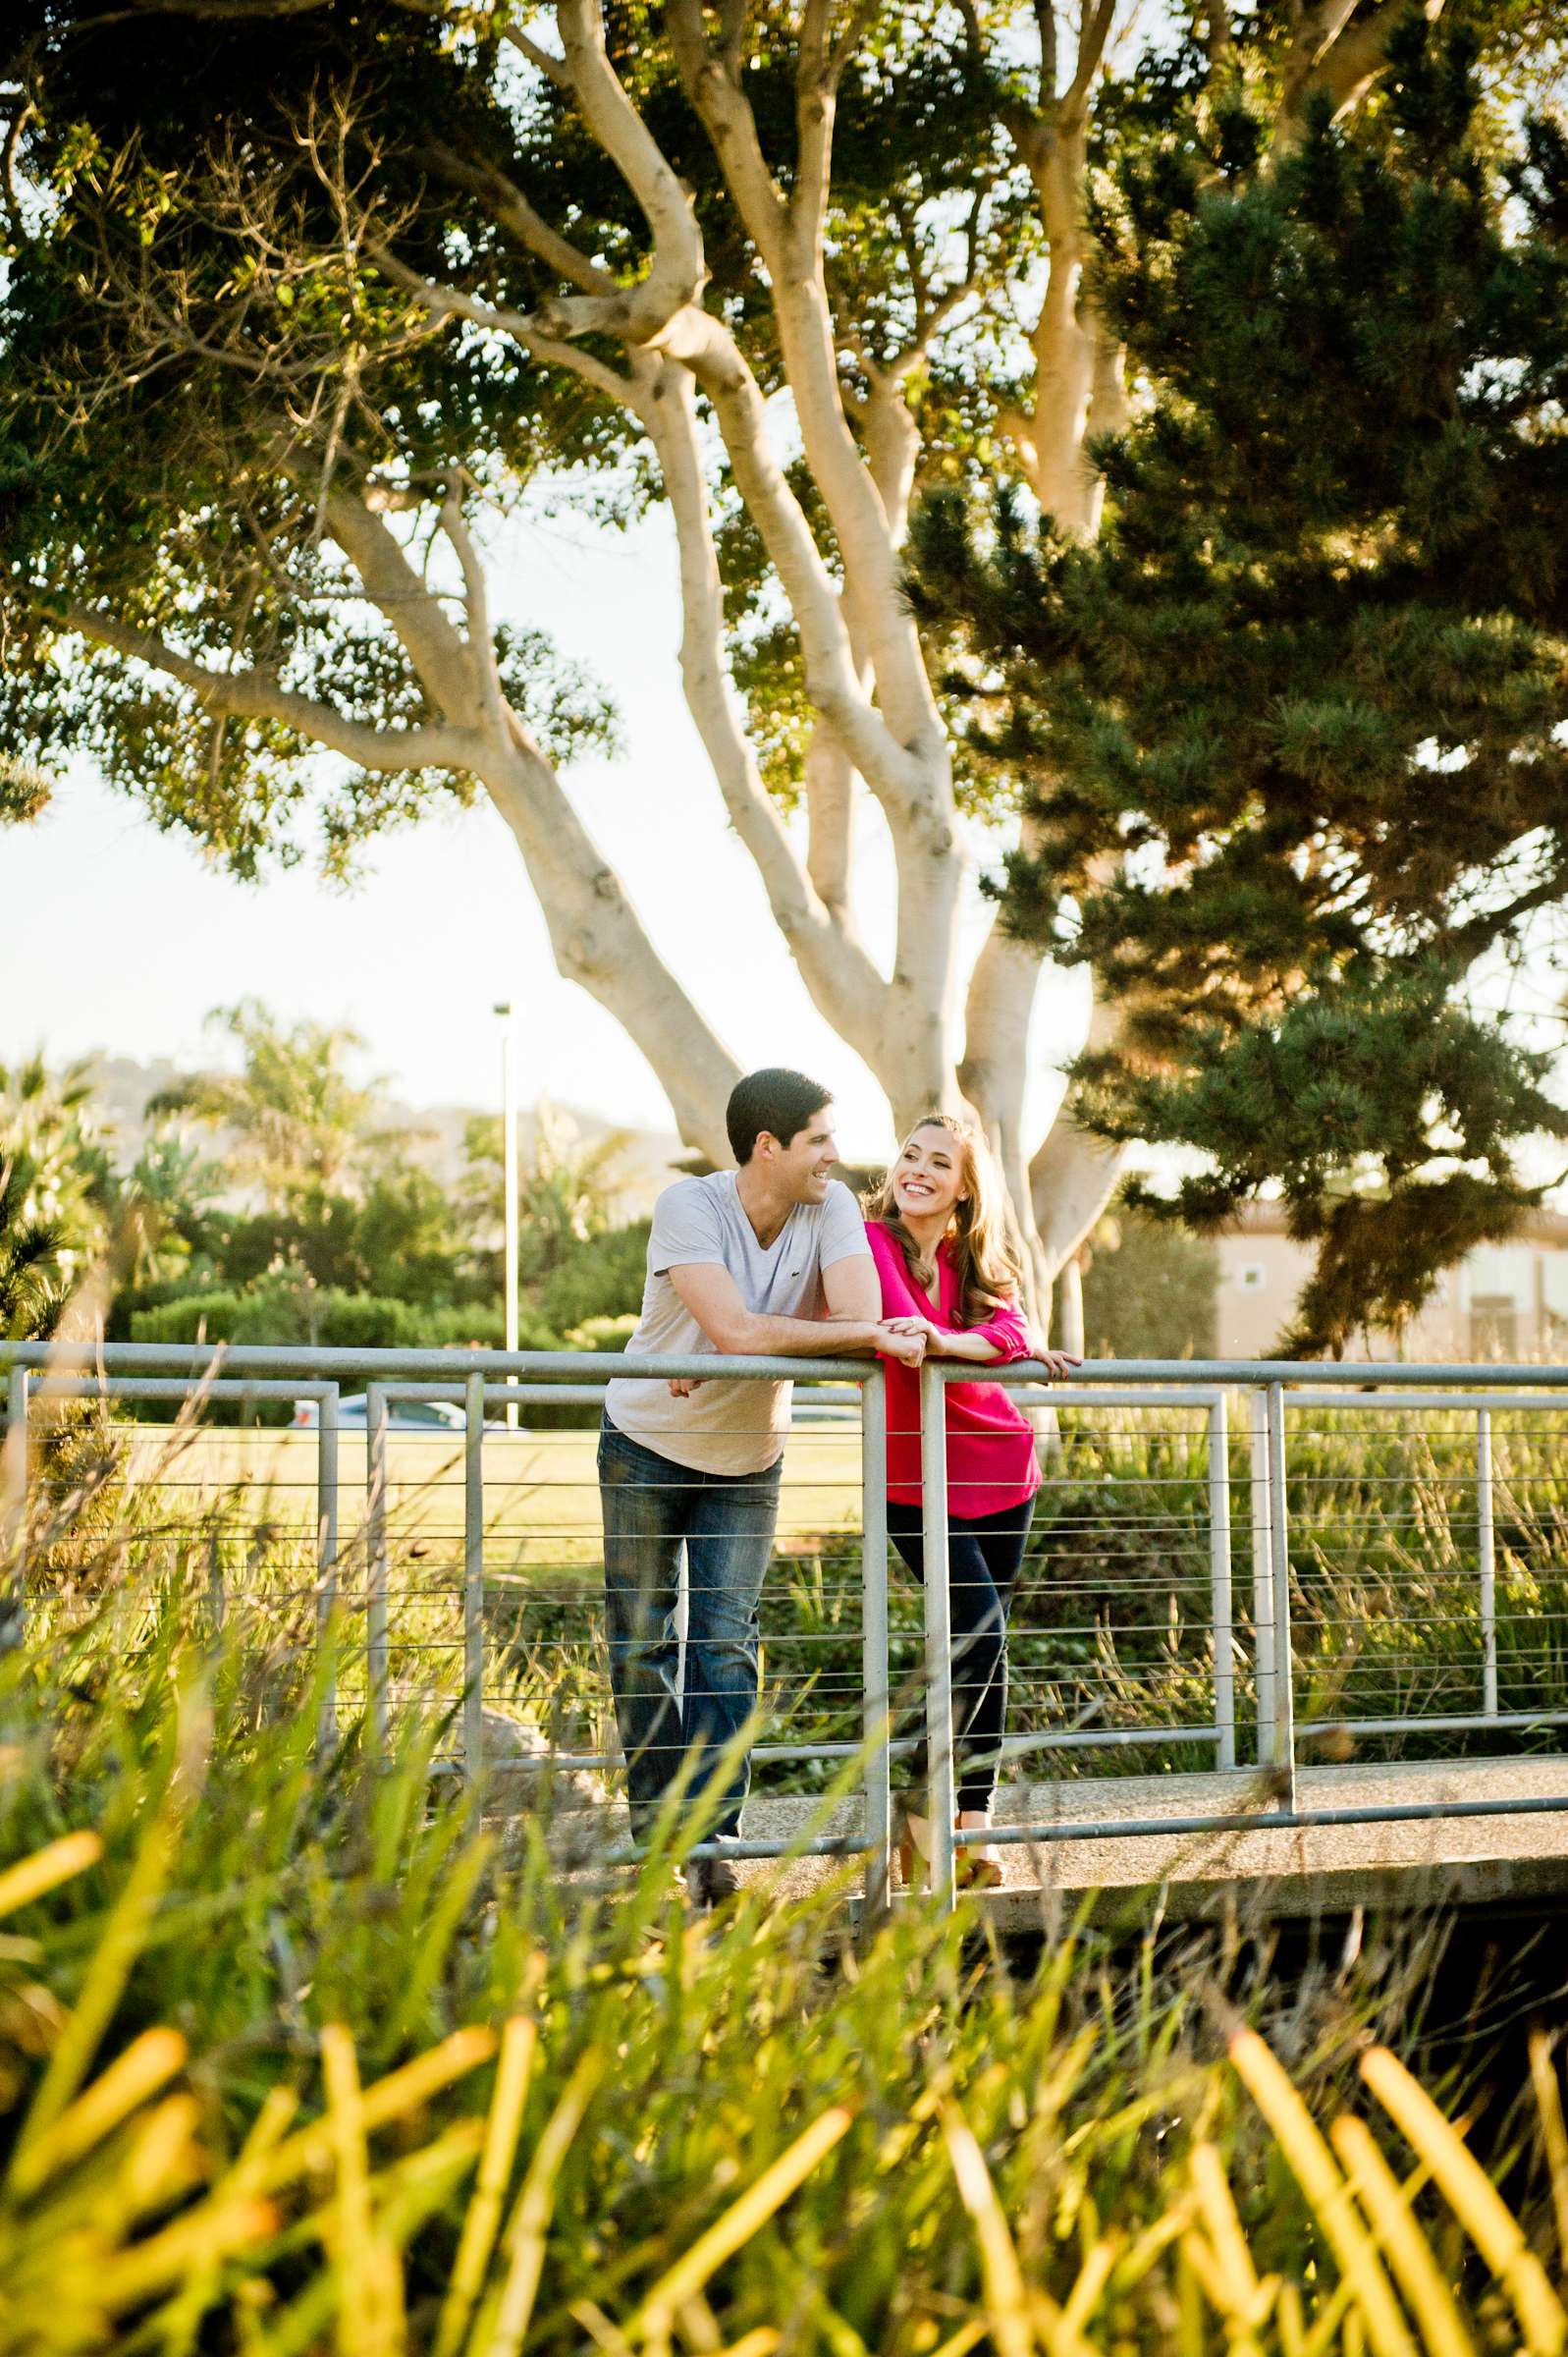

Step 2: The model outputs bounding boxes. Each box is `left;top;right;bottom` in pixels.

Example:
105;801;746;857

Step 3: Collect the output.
599;1416;783;1841
887;1495;1036;1812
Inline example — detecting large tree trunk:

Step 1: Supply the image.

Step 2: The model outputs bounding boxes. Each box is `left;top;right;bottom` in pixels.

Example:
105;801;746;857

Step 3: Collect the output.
478;725;742;1165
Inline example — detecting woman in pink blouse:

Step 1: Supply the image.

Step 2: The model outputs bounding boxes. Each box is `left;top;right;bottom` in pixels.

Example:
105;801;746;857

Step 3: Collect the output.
864;1115;1077;1888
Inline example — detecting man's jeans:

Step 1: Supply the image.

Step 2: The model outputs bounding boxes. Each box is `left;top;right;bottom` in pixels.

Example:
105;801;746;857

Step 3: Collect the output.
598;1416;783;1841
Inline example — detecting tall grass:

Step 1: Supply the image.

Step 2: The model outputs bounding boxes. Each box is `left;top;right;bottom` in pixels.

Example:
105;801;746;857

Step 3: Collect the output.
20;1392;1568;1790
6;1460;1568;2353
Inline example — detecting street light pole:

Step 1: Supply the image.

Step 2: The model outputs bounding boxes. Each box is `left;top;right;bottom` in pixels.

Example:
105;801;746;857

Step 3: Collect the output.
494;1002;519;1429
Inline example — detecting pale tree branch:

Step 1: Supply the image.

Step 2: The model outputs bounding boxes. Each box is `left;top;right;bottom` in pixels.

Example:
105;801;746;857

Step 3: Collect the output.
666;0;788;266
972;0;1120;525
830;0;881;76
1028;983;1128;1277
860;373;920;541
883;820;967;1126
418;140;617;298
552;0;711;344
2;96;33;242
718;0;750;77
669;0;946;765
393;2;710;352
485;706;742;1163
1035;0;1058;103
439;473;504;723
514;323;637;405
793;0;875;254
310;475;483;720
1063;0;1117;125
636;356;891;1070
803;722;855;915
58;602;477;773
368;241;637;404
957;906;1053;1316
1273;0;1445;147
661;309;926;815
498;23;572;91
795;0;838;257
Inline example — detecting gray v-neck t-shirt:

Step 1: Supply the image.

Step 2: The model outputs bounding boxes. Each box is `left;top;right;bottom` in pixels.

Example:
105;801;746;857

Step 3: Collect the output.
604;1171;871;1473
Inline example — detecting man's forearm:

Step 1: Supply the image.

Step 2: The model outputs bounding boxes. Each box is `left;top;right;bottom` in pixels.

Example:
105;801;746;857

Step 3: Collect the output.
720;1313;884;1358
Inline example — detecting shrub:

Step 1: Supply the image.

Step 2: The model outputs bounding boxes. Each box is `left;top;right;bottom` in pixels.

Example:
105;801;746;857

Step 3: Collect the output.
128;1287;554;1354
563;1313;636;1353
1079;1203;1218;1359
536;1222;649;1334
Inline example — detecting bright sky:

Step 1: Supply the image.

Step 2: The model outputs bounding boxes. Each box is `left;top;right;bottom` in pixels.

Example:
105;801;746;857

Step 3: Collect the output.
0;496;1087;1162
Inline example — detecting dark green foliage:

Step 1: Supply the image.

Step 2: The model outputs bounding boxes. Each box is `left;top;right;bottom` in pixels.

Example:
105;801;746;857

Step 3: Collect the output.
0;1057;117;1336
0;1160;64;1343
0;0;622;875
908;17;1568;1352
205;1169;484;1308
129;1285;517;1351
536;1221;651;1334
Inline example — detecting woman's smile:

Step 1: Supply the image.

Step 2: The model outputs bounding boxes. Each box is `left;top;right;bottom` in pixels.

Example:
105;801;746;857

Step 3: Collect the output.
893;1150;963;1221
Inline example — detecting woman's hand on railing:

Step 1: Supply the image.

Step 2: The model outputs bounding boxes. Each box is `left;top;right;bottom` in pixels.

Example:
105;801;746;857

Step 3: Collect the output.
1027;1331;1083;1381
876;1321;929;1367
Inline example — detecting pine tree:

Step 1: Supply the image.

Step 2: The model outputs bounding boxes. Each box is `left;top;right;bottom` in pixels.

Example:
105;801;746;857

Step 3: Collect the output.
907;15;1568;1354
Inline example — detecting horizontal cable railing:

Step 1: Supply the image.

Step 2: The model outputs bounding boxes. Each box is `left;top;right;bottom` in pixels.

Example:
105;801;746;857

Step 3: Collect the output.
5;1342;1568;1913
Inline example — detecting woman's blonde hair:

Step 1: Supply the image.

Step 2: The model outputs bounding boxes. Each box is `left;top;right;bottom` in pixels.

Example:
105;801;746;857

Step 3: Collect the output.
863;1113;1023;1329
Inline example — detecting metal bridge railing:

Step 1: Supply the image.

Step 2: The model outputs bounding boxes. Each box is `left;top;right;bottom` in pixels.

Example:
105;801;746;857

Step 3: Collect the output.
5;1342;1568;1914
0;1342;894;1906
919;1357;1568;1908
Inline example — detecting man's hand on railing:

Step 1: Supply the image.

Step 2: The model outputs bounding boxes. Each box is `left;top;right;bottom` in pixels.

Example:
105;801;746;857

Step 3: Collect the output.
882;1314;942;1352
667;1375;705;1398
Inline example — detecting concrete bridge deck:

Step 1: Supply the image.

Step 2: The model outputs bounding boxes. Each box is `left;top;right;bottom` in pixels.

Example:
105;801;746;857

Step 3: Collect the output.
732;1755;1568;1927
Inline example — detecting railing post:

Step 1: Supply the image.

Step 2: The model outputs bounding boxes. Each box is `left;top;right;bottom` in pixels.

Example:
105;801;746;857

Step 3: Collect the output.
1477;1405;1497;1720
366;1382;390;1752
1208;1394;1235;1771
1249;1389;1275;1765
859;1365;892;1917
1265;1383;1296;1804
920;1358;957;1912
316;1388;340;1753
463;1371;485;1786
2;1365;28;1656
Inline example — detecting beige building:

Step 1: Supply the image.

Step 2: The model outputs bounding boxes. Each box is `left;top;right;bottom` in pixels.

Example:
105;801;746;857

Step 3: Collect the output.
1215;1202;1568;1361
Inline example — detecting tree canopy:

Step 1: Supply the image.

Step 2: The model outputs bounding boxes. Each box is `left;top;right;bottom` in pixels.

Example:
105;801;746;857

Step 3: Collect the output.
5;0;1557;1347
908;15;1568;1350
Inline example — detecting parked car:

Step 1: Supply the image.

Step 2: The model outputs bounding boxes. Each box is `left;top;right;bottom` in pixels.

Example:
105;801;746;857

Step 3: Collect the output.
291;1396;510;1433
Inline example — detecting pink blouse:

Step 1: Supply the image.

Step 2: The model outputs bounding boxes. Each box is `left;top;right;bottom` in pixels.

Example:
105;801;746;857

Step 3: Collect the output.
866;1221;1041;1516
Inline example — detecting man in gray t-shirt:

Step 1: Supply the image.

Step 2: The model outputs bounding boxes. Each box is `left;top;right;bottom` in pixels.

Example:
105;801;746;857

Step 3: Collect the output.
599;1068;923;1893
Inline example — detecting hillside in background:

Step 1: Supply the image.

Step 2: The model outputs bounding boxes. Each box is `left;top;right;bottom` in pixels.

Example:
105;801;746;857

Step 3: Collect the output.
78;1053;685;1220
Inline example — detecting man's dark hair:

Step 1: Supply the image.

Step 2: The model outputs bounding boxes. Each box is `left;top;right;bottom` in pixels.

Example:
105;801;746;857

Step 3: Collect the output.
727;1069;833;1165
